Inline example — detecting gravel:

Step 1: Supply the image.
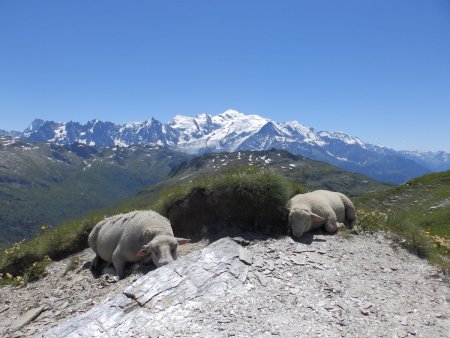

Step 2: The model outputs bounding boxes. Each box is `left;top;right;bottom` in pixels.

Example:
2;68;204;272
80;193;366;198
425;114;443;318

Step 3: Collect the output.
1;232;449;338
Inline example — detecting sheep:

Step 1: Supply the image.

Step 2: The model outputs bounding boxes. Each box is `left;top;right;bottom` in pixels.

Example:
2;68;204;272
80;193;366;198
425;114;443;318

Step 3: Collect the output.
88;210;190;278
287;190;356;238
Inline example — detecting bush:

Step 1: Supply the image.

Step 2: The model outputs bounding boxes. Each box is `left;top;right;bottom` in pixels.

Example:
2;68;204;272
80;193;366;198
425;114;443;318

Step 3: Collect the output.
211;167;291;229
159;167;297;239
24;256;52;283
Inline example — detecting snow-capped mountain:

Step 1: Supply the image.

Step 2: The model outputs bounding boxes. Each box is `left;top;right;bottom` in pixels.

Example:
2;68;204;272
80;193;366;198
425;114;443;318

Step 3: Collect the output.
399;150;450;172
169;110;270;153
10;109;449;183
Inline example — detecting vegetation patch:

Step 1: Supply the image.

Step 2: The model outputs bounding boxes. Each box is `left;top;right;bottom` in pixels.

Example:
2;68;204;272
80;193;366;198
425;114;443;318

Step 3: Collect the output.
386;215;432;259
63;256;80;276
0;214;102;278
157;167;303;240
356;170;450;272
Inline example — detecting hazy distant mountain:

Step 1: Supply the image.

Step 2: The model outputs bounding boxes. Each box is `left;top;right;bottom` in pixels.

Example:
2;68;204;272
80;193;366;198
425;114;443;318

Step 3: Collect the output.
13;109;448;183
0;129;21;137
399;150;450;172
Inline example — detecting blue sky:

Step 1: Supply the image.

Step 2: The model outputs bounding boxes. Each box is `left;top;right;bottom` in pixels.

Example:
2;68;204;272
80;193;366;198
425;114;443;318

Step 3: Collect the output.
0;1;449;151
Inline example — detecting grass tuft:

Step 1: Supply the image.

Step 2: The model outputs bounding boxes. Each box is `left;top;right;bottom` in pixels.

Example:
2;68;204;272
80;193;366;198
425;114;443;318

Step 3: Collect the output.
387;215;432;259
63;256;80;276
24;256;52;283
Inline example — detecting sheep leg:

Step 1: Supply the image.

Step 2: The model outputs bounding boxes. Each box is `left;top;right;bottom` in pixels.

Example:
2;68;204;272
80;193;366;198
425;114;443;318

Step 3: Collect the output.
91;254;109;276
324;214;338;233
341;194;357;228
112;249;127;278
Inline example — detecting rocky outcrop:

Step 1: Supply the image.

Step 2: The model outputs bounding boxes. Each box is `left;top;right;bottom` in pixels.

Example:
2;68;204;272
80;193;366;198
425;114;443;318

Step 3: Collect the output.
40;238;250;337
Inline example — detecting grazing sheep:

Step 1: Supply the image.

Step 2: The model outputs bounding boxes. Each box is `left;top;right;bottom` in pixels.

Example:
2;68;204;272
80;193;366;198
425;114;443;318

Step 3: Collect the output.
288;190;356;238
88;210;190;278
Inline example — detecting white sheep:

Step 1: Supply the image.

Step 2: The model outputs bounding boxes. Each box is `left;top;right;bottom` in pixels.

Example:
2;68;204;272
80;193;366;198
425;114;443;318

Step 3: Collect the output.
88;210;190;278
287;190;356;238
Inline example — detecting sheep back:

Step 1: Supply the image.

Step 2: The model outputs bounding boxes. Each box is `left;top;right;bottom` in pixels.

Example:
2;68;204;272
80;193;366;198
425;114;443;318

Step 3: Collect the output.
89;210;173;264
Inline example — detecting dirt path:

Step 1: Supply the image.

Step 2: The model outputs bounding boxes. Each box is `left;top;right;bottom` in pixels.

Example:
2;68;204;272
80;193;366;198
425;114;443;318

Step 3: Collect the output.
1;233;449;337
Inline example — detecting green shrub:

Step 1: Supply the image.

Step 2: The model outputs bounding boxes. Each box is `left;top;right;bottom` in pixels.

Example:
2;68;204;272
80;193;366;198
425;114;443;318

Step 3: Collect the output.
159;167;297;238
24;256;52;283
211;167;292;229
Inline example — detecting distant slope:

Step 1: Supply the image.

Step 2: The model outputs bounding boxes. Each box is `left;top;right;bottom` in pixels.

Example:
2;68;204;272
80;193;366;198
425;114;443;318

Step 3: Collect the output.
114;149;390;212
356;170;450;239
0;136;191;247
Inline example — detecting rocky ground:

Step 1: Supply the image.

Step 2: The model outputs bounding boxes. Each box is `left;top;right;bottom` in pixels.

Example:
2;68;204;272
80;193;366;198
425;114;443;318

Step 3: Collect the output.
1;232;449;337
0;240;208;337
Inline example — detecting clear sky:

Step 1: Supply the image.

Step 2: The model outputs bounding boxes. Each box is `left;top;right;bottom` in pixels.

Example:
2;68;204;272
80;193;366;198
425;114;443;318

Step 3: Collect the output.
0;1;449;152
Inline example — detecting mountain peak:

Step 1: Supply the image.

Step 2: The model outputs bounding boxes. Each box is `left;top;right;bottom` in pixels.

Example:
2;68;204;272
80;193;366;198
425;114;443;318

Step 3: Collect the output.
218;109;245;119
28;118;46;131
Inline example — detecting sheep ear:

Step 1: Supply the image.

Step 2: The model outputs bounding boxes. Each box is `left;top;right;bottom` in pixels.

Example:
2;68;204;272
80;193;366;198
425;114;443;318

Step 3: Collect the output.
137;245;151;257
310;212;326;222
176;238;191;245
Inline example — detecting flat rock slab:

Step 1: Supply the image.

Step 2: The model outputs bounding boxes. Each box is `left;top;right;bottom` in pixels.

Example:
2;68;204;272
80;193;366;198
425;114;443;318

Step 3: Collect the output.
11;306;45;330
40;238;249;337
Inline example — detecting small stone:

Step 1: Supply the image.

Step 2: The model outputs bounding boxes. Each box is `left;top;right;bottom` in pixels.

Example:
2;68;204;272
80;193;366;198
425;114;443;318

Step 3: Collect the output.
255;273;268;286
400;317;408;326
231;237;250;246
218;319;232;323
360;307;370;316
0;305;10;314
305;252;323;262
407;328;417;335
294;245;316;253
239;247;253;265
291;256;307;265
253;257;264;268
339;320;349;326
290;287;300;295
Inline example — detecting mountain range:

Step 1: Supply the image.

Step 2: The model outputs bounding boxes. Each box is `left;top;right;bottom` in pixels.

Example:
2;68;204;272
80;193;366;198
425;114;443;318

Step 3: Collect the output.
2;109;449;183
